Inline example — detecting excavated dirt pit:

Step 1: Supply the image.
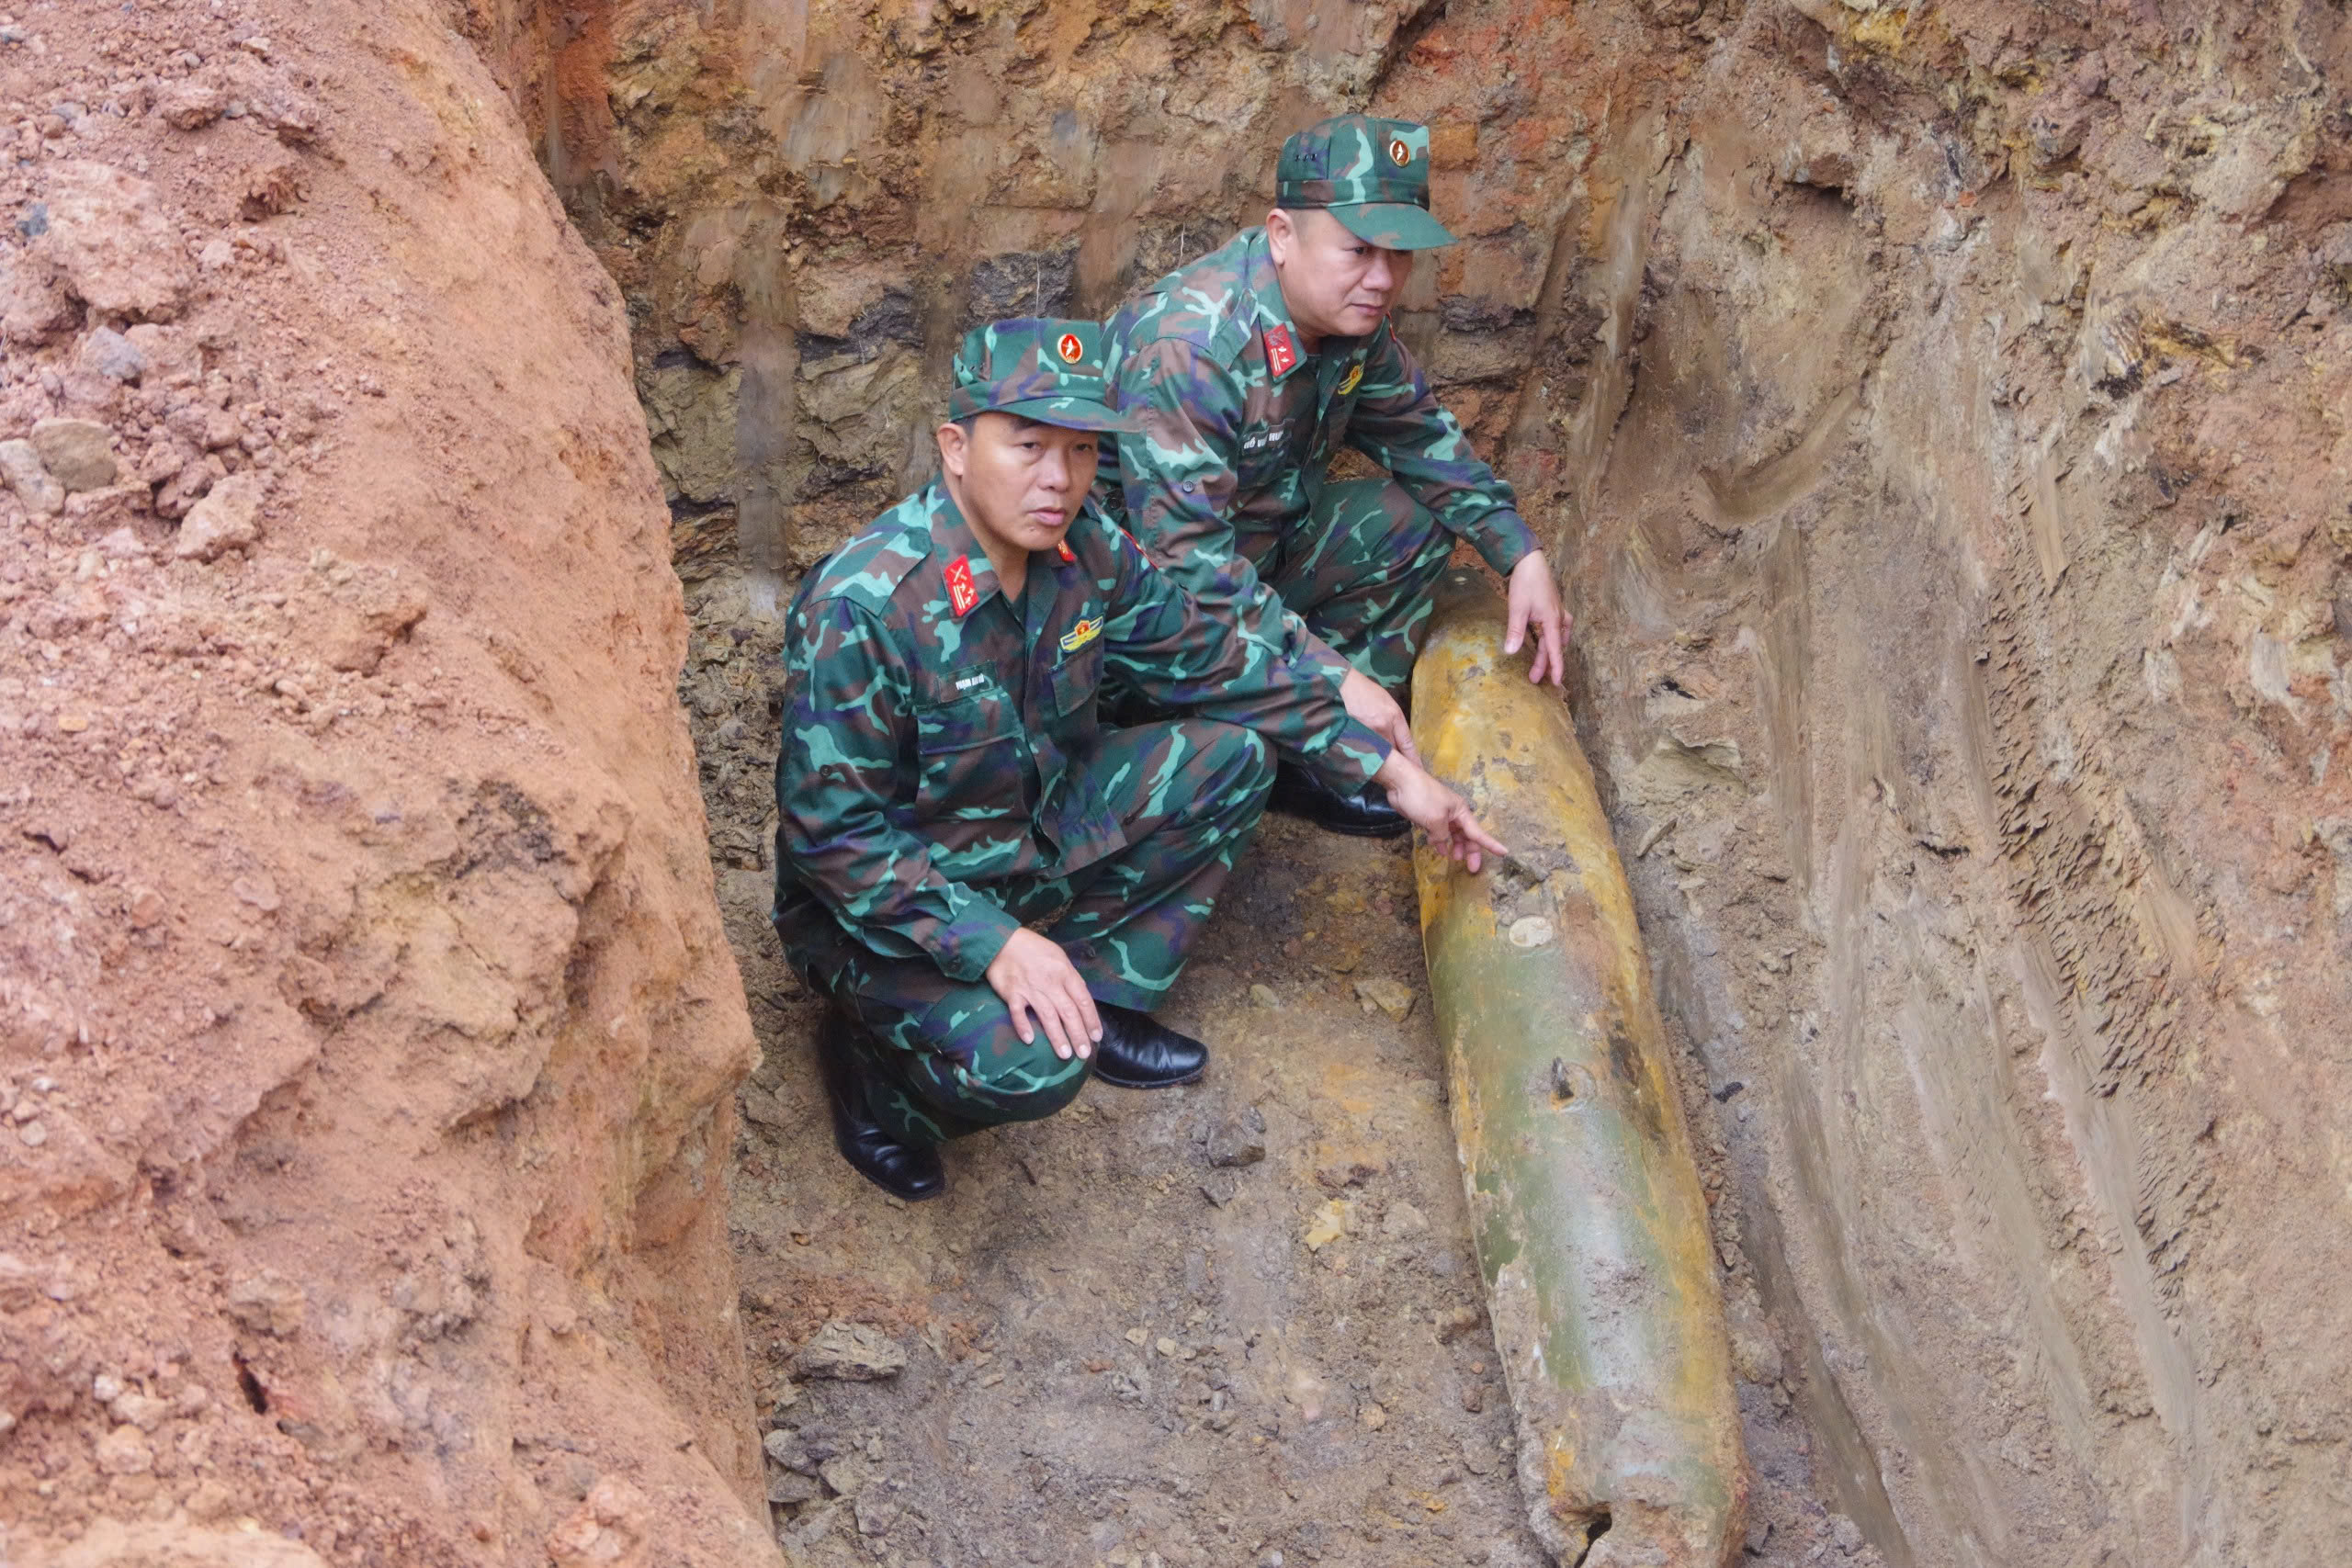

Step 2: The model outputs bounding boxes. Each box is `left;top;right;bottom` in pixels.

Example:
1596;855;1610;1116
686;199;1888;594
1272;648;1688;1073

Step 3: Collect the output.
7;0;2348;1564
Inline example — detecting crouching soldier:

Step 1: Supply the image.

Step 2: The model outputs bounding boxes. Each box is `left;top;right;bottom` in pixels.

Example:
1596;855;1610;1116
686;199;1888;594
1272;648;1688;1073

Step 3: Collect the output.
773;319;1504;1200
1099;115;1569;838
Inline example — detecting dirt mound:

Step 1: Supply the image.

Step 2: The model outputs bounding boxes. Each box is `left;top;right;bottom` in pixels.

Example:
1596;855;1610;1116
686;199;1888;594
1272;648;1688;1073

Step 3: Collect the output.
0;2;768;1562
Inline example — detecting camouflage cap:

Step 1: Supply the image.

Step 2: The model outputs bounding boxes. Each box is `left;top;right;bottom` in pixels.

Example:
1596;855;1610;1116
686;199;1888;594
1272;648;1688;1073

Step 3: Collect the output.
1275;115;1454;251
946;318;1143;434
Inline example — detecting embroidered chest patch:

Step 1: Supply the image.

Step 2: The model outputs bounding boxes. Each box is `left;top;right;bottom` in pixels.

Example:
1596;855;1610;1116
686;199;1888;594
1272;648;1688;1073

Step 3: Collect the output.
1338;360;1363;396
944;555;979;617
1058;616;1103;654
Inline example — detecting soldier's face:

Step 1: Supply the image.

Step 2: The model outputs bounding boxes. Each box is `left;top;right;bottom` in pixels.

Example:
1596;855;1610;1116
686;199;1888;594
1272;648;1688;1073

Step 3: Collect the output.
1267;208;1414;343
936;413;1101;558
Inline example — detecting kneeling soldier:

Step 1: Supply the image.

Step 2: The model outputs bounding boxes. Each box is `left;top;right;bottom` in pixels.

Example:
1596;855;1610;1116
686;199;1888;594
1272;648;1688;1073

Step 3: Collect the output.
773;319;1504;1200
1098;115;1570;838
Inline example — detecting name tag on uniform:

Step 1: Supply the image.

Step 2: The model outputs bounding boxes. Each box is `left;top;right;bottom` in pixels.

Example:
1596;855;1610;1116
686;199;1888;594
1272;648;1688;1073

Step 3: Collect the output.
955;672;993;693
1058;616;1103;654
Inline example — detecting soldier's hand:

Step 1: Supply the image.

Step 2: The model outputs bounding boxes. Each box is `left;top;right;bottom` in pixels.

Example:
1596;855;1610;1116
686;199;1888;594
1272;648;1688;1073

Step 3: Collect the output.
986;929;1104;1060
1340;666;1419;764
1505;552;1569;688
1374;754;1509;874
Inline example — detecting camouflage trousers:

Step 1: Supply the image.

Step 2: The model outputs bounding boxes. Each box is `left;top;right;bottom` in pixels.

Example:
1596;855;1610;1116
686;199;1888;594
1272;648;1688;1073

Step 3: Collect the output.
774;719;1272;1147
1249;477;1456;692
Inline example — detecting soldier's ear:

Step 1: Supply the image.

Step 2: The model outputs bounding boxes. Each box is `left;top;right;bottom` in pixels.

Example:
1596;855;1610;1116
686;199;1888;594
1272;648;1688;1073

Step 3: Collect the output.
1266;208;1294;262
935;421;969;479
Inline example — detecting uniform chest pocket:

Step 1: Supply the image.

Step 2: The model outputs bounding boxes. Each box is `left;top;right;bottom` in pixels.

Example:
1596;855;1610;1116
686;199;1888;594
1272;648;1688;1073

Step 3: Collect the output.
913;674;1023;807
1048;643;1103;721
1234;421;1296;492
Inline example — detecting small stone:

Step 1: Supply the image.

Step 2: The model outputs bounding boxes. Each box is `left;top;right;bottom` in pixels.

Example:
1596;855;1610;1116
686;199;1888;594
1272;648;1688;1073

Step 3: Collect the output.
1249;983;1278;1009
853;1491;900;1538
0;438;64;514
1829;1515;1866;1555
110;1390;170;1430
197;238;235;270
761;1428;807;1468
173;471;266;560
35;163;193;319
92;1371;125;1404
764;1467;823;1506
63;484;149;533
1154;1337;1180;1358
156;80;225;130
1380;1201;1428;1238
224;1269;305;1336
1353;976;1415;1020
1459;1383;1483;1413
93;1422;153;1474
1198;1173;1238;1208
1434;1303;1483;1344
793;1320;905;1382
17;1120;46;1147
1205;1106;1267;1168
1303;1198;1350;1251
817;1453;876;1498
54;715;88;735
29;418;118;491
75;326;144;383
1360;1400;1388;1431
128;888;166;928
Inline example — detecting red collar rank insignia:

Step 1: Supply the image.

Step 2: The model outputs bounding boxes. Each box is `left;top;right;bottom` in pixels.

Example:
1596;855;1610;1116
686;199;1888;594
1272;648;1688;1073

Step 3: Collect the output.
944;555;979;616
1057;539;1077;562
1264;323;1299;378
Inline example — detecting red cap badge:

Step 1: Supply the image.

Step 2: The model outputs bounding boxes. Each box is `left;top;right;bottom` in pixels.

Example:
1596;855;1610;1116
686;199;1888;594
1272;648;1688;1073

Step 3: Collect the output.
944;555;979;617
1057;332;1085;364
1264;323;1299;378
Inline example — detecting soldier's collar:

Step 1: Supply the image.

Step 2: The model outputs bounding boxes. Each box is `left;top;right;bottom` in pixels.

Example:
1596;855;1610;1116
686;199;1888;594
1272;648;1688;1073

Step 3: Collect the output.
924;480;1006;609
1246;230;1312;385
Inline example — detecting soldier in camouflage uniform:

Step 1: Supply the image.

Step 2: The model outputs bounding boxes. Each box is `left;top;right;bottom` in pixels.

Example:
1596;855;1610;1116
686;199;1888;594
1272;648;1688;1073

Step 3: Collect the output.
773;318;1505;1200
1099;114;1569;837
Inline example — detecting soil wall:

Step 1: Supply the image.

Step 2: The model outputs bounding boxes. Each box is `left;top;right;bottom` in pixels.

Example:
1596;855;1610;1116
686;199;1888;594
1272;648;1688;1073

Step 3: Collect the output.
485;0;2352;1564
1;2;773;1562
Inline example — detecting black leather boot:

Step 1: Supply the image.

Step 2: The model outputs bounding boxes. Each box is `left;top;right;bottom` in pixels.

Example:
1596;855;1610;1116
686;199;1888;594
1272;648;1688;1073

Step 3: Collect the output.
1091;1004;1210;1089
816;1010;944;1201
1269;759;1410;839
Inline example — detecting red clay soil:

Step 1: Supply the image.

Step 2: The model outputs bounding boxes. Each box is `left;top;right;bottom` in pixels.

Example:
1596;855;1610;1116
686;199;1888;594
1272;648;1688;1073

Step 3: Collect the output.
0;3;772;1563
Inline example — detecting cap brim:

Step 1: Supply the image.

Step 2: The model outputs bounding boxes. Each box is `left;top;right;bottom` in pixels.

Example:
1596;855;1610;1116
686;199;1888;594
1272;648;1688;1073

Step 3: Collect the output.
994;397;1146;434
1330;202;1455;250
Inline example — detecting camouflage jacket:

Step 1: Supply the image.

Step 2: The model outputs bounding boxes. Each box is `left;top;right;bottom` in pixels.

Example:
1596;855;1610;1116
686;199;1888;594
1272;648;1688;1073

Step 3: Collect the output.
1097;227;1538;681
775;479;1391;980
